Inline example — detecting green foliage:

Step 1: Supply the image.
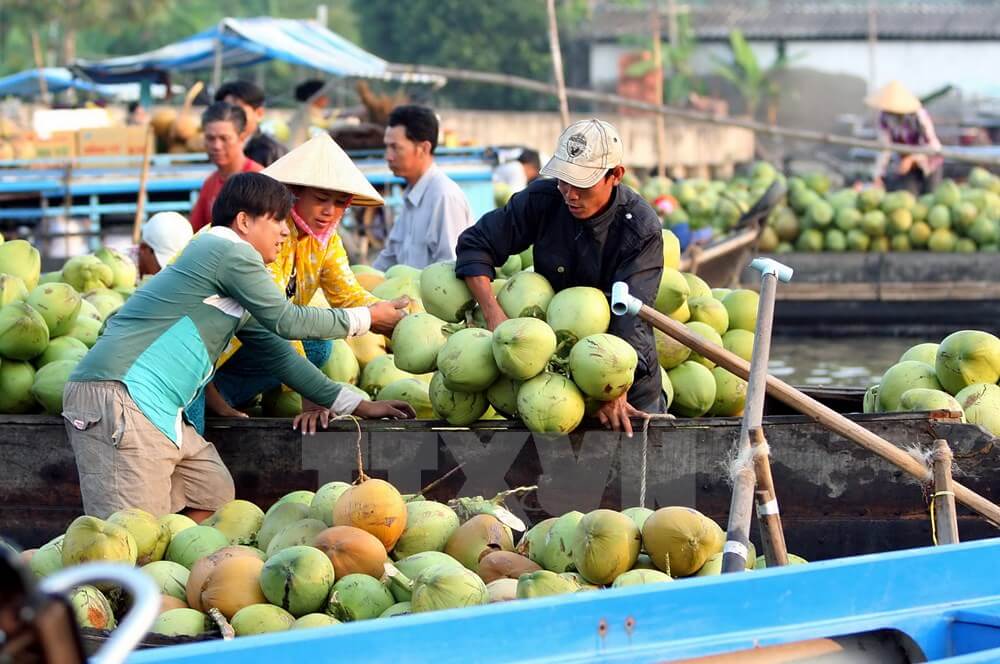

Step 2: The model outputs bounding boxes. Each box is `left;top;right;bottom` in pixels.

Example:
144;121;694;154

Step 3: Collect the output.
622;12;698;105
712;29;796;116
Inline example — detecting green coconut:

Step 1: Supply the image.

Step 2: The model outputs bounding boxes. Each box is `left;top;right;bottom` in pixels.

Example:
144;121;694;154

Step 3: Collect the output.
265;519;328;559
668;361;717;417
687;297;729;336
696;542;756;575
84;288;124;320
30;535;64;579
708;367;747;417
94;247;138;290
391;551;464;602
899;388;965;419
684;321;724;369
486;375;521;418
260;545;336;617
611;569;673;587
31;359;77;414
515;517;558;565
62;515;138;567
359;354;414;398
722;329;755;363
165;525;229;569
107;507;170;565
0;360;37;413
444;514;514;573
568;333;638;402
202;499;265;547
878;361;942;412
545;287;611;347
496;271;555;319
755;553;808;568
309;482;352;527
321;339;360;384
326;574;395;621
231;604;295;636
36;336;88;368
371;276;420;308
393;501;461;559
159;513;198;539
411;563;489;613
62;255;113;293
0;302;49;360
660;367;674;409
384;264;421;282
517;372;585;434
428;371;488;425
721;290;758;332
956;383;1000;437
266;490;316;517
380;602;412;618
378;378;434;419
142;560;190;601
391;312;447;373
491;317;557;381
641;506;724;577
654;268;690;316
654;328;691;370
0;274;28;306
621;507;654;533
419;261;475;322
516;570;578;598
292;613;341;629
437;327;499;393
0;240;41;290
26;283;81;337
863;385;881;413
935;330;1000;395
539;511;584;573
572;509;641;585
70;585;116;629
66;314;102;348
152;608;209;636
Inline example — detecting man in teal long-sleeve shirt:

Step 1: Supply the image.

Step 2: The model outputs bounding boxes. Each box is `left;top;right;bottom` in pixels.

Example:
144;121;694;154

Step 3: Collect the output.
64;172;414;521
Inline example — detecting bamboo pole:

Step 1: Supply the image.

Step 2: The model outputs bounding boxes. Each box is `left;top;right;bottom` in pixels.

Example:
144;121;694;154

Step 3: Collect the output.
931;439;960;545
624;300;1000;527
752;428;789;567
30;30;49;104
385;63;1000;167
545;0;570;126
651;0;668;178
132;125;155;245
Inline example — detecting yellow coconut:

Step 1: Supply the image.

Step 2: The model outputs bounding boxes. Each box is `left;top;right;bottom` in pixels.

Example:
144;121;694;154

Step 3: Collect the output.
477;551;541;584
312;525;388;579
202;499;265;546
333;479;407;550
107;508;170;565
196;555;267;619
572;509;641;585
641;506;724;577
62;516;137;567
186;545;266;612
356;272;386;292
443;514;514;573
345;332;389;369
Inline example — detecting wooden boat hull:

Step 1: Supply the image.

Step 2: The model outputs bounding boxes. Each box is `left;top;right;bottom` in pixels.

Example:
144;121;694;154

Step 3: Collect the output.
1;410;994;562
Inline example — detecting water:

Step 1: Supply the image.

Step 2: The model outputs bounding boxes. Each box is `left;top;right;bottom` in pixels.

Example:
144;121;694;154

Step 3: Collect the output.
768;337;922;388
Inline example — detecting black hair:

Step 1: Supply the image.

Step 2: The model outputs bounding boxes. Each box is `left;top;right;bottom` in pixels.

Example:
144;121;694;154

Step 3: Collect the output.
518;148;541;170
295;79;325;103
387;104;439;153
215;80;266;109
201;101;247;135
127;101;141;114
245;134;289;167
211;172;293;227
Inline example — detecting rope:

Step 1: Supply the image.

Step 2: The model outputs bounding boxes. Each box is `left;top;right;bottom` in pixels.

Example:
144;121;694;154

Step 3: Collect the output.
930;490;956;546
638;414;676;508
332;414;365;483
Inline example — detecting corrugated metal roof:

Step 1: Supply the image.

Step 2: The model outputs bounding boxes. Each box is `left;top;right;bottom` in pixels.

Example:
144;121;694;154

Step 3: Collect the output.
587;2;1000;41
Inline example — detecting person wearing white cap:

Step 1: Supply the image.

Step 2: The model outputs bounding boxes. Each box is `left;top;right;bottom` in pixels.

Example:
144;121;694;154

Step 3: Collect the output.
187;133;410;434
455;119;664;434
138;212;194;277
866;80;943;194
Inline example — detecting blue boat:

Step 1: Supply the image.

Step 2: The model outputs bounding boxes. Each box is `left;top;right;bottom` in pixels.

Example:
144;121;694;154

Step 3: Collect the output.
124;538;1000;663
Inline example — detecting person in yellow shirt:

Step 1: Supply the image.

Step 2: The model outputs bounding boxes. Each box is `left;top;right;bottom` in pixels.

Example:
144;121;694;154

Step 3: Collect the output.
188;133;400;432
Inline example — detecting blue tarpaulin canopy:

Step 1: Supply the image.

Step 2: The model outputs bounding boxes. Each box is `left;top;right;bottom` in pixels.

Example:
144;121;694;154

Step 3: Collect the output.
73;17;442;85
0;68;110;98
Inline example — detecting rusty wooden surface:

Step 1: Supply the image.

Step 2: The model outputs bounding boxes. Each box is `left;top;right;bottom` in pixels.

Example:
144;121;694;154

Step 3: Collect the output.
1;410;996;561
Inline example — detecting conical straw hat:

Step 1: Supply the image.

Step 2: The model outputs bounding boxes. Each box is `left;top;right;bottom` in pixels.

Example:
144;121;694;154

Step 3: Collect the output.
865;81;921;115
262;133;384;207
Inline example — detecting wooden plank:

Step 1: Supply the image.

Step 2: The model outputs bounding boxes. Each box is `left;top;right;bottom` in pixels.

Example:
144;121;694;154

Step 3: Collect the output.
775;282;1000;302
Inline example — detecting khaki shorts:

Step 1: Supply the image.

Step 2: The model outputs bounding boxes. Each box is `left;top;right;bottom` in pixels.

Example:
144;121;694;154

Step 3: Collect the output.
63;380;234;519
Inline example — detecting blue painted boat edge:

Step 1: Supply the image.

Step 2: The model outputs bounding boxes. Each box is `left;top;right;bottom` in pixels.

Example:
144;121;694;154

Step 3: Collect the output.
129;538;1000;664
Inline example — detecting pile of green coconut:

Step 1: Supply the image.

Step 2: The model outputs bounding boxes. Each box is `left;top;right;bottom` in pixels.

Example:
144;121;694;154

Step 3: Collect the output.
10;477;806;640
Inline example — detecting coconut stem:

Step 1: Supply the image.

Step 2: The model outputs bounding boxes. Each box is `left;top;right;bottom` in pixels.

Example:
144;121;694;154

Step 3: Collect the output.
207;607;235;640
419;462;466;496
333;414;366;483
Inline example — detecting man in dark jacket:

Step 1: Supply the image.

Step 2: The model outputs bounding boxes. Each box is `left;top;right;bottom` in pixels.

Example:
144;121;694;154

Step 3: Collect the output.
455;119;663;434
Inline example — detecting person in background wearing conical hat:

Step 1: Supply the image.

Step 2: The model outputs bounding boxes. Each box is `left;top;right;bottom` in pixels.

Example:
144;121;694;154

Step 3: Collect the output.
190;133;409;434
867;80;943;195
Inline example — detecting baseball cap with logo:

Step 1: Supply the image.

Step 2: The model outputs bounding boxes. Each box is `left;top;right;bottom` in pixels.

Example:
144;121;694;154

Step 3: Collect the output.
539;119;625;189
142;212;193;268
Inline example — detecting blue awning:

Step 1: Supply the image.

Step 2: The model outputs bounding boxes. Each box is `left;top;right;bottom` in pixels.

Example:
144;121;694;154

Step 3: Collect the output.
0;68;109;98
73;17;443;85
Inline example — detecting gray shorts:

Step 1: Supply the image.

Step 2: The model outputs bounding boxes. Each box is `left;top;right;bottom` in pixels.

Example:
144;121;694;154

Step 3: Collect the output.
63;380;234;518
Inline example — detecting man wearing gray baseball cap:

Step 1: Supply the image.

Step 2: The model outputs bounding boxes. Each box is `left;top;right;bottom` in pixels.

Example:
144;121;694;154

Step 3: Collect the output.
455;119;664;434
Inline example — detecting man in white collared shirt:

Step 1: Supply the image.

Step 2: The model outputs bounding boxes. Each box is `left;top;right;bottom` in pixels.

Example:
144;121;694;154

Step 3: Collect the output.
374;105;473;270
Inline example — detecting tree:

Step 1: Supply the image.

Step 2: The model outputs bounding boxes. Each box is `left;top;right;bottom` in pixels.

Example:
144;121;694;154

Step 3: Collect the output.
712;29;795;119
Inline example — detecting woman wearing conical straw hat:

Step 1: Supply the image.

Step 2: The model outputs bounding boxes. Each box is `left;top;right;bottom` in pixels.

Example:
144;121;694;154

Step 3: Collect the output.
189;133;410;433
866;80;943;195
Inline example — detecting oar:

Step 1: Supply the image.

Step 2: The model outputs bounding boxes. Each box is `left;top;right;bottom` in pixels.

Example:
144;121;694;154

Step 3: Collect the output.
610;282;1000;527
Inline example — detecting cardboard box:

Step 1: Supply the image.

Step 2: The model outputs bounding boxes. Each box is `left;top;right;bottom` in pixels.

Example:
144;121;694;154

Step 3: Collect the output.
31;131;76;159
124;125;152;156
76;127;127;159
